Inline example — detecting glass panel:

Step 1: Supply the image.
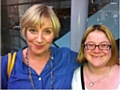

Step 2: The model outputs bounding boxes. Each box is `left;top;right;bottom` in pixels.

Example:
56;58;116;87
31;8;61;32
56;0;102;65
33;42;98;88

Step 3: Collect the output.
87;0;119;40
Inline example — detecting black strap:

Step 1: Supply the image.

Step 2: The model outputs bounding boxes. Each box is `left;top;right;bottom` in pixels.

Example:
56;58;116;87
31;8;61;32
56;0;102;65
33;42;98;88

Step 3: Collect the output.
81;65;85;90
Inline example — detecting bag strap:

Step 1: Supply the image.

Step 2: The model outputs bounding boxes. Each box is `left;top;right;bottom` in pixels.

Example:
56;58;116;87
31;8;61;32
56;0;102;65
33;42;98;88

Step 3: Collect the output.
7;52;17;78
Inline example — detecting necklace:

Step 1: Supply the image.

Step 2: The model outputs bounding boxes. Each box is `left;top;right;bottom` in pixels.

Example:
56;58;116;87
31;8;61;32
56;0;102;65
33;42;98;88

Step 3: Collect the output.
86;64;111;87
26;48;54;90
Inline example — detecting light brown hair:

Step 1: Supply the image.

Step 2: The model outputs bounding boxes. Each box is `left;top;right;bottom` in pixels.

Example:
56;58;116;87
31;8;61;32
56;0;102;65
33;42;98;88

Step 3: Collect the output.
77;24;119;66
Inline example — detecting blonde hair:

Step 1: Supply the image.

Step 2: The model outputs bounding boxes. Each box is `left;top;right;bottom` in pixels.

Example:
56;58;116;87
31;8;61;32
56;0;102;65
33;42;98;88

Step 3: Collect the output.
20;4;60;39
77;24;119;66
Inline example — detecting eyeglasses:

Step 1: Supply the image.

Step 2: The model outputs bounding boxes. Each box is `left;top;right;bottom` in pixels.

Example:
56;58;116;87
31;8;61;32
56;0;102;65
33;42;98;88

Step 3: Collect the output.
84;43;111;50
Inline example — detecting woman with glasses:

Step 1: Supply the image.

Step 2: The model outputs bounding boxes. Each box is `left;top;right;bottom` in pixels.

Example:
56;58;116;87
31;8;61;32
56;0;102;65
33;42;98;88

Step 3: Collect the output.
1;4;80;89
72;24;120;90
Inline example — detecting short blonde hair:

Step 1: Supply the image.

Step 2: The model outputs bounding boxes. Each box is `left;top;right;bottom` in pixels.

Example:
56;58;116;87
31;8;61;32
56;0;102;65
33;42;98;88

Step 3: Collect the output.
20;4;60;39
77;24;119;66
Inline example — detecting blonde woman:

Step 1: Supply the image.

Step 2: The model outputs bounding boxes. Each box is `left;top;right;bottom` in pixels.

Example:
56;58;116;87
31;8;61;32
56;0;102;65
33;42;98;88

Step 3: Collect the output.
1;4;80;89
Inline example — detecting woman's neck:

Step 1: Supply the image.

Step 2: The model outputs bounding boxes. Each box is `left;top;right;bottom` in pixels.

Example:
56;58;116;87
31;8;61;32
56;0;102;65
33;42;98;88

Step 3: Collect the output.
86;63;111;75
27;48;50;61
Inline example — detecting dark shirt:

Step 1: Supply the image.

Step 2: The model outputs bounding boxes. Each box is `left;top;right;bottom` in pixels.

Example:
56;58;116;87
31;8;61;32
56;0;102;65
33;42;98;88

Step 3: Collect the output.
1;47;80;89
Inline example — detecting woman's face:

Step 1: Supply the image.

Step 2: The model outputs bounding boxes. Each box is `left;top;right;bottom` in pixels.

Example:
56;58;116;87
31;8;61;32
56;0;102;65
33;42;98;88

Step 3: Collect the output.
84;30;111;68
26;19;55;55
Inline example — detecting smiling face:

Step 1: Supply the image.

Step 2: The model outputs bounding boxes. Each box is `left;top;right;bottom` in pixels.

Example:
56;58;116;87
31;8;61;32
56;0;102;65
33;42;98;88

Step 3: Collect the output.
26;19;55;55
84;30;112;67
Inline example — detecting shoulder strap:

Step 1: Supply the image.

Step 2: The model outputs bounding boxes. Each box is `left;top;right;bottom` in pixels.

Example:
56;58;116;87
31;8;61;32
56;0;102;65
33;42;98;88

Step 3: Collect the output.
7;52;17;78
80;65;85;90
